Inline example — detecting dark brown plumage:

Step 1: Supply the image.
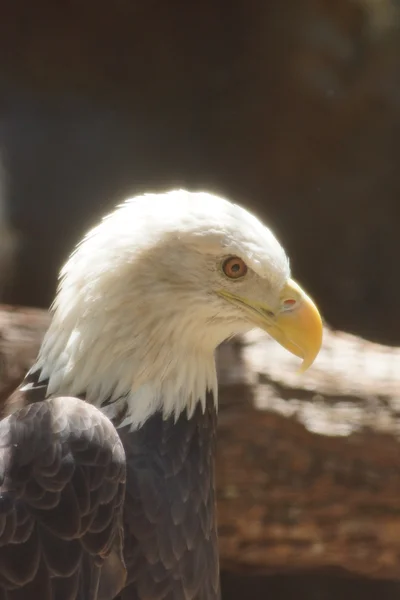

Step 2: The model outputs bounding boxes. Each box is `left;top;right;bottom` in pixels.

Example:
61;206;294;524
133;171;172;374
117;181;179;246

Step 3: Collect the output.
118;392;219;600
0;393;126;599
1;371;220;600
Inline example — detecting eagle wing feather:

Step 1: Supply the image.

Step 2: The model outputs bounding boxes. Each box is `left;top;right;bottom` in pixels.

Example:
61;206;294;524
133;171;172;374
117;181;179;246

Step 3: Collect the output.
0;396;126;600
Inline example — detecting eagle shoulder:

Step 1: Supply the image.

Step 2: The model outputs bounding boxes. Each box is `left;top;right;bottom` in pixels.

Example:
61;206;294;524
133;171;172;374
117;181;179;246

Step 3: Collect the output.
0;394;126;599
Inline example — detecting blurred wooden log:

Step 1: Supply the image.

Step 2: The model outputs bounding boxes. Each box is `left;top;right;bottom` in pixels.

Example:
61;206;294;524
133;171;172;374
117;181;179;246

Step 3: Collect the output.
217;331;400;580
2;305;400;579
0;305;50;404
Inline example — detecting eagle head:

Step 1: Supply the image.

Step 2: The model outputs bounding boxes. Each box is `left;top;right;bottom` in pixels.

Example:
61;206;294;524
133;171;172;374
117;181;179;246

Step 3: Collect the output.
34;190;322;427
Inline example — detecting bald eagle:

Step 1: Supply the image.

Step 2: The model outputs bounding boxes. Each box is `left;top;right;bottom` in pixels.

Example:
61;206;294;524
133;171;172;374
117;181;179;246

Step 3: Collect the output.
0;190;322;599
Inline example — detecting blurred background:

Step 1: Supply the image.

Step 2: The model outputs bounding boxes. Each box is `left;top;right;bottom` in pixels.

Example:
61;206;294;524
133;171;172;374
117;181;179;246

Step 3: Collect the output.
1;0;400;597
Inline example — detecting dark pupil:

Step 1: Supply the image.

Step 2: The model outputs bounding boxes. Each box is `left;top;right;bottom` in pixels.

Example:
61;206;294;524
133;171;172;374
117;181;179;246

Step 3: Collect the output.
231;262;240;272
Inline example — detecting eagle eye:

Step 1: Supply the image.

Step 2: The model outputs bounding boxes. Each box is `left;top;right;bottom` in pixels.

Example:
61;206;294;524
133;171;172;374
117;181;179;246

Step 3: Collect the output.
222;256;248;279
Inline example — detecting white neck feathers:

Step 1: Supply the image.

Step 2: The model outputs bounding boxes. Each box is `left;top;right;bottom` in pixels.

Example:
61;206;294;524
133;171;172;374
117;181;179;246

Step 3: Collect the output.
33;305;219;429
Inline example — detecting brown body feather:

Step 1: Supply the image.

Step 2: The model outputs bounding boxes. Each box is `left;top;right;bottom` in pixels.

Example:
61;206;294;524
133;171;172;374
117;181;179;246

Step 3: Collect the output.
0;386;126;599
0;370;220;600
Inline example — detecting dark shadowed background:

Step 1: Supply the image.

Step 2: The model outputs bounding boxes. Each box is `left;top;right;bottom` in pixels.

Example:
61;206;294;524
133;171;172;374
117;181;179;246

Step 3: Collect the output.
0;0;400;597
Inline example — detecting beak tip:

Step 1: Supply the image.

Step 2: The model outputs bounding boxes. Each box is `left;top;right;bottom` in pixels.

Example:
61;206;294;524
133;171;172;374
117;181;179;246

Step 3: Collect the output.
297;355;317;374
299;328;323;374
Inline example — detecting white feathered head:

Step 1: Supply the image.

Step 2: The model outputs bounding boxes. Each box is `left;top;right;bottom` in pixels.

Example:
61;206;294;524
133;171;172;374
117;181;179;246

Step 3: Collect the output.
35;190;322;427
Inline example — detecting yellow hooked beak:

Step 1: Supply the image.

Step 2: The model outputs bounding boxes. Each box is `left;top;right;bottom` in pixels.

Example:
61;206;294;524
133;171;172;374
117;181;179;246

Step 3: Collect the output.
219;278;323;372
267;279;322;371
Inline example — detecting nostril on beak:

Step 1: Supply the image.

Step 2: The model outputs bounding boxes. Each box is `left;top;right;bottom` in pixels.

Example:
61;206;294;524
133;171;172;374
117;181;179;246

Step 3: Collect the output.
282;298;297;310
